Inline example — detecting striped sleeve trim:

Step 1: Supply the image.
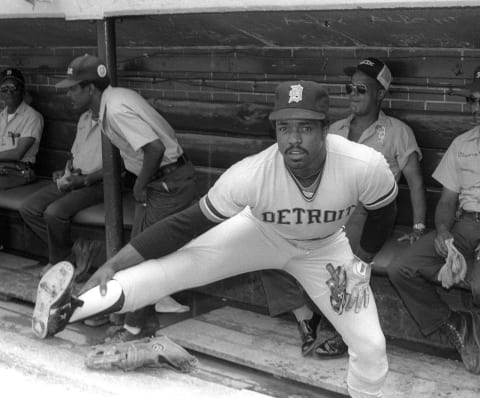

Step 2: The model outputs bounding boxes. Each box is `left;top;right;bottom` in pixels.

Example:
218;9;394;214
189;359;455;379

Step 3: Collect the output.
199;195;229;223
363;182;398;210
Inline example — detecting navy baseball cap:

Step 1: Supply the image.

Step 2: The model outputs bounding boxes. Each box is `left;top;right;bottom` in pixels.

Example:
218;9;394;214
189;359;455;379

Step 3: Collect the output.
269;81;329;121
344;57;392;91
56;54;110;89
470;66;480;94
0;68;25;86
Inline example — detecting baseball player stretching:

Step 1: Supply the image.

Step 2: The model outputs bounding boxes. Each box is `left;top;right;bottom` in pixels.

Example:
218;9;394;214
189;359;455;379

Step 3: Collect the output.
32;81;397;398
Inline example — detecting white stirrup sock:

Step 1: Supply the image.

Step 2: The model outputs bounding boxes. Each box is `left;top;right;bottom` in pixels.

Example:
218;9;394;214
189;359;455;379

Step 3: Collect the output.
70;280;124;323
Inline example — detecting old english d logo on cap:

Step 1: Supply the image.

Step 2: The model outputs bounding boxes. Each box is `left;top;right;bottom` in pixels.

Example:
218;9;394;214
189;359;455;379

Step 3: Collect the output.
288;84;304;103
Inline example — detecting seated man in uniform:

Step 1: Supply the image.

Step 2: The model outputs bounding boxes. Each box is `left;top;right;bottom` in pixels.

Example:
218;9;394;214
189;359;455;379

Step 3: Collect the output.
0;68;43;189
33;81;399;398
387;66;480;374
20;69;106;272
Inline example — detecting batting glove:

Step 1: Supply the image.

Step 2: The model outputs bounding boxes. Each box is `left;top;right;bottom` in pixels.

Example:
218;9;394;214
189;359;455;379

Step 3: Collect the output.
345;258;371;313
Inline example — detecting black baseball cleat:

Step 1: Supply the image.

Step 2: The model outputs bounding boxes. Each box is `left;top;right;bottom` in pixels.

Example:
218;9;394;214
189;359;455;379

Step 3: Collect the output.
298;313;321;356
32;261;83;339
441;310;480;374
313;332;348;359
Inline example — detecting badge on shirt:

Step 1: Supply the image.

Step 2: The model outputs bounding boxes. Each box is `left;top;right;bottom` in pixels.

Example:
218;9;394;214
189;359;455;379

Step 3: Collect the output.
376;125;386;146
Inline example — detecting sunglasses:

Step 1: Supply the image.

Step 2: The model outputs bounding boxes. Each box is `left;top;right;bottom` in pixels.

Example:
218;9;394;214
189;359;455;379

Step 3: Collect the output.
345;83;368;95
0;84;19;93
466;96;480;104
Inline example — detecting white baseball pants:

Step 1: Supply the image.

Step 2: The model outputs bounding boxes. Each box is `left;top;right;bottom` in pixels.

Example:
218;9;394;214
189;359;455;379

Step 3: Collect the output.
114;209;388;397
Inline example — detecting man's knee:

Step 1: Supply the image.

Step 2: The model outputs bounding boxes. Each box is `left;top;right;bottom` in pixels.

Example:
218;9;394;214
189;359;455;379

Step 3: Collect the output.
44;204;67;222
387;258;413;286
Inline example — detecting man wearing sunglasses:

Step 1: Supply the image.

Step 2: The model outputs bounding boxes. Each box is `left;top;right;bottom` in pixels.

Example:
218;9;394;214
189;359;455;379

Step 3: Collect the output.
387;67;480;374
0;68;43;189
261;58;427;359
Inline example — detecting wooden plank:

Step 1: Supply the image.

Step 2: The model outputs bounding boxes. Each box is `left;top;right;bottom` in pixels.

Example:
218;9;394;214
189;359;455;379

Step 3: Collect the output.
162;306;480;398
0;251;39;269
388;109;473;150
33;92;472;146
178;132;273;168
0;265;41;303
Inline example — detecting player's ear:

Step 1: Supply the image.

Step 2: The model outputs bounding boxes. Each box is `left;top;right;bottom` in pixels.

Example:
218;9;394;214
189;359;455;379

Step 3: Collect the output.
377;88;387;101
322;119;330;136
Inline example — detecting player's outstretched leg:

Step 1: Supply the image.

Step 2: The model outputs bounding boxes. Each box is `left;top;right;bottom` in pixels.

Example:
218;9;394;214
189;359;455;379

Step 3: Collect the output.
32;261;82;338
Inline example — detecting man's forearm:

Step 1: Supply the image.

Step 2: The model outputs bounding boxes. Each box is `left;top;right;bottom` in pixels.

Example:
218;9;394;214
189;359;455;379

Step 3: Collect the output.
136;140;164;190
360;200;397;255
434;201;456;233
409;183;427;225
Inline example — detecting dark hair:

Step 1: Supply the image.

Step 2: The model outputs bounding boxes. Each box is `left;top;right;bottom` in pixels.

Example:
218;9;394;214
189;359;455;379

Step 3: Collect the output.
79;78;110;91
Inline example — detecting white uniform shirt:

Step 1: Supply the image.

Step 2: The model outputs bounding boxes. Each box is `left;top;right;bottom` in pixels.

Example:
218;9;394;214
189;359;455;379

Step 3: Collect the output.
71;110;102;175
329;111;421;181
0;101;43;163
200;134;397;240
432;126;480;212
99;86;183;176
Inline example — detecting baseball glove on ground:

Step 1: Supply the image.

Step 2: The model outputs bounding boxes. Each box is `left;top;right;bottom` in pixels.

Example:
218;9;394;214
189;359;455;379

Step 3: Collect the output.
85;335;198;372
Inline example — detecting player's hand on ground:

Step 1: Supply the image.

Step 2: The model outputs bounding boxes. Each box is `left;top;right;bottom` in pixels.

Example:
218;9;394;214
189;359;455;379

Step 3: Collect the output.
397;228;423;245
345;258;371;313
434;230;453;258
325;263;347;314
79;264;116;296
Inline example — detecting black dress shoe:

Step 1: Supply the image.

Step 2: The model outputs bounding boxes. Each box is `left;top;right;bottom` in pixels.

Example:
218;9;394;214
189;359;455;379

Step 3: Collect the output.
313;332;348;359
441;310;480;374
298;313;320;356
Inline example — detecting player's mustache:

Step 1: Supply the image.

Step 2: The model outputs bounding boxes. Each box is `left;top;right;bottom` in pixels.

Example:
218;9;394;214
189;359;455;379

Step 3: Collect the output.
285;145;308;154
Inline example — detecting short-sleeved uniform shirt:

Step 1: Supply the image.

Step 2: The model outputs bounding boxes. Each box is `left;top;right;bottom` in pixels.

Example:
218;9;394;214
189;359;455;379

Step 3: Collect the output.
432;126;480;212
0;101;43;164
99;86;183;176
200;134;397;241
71;110;102;175
329;111;421;180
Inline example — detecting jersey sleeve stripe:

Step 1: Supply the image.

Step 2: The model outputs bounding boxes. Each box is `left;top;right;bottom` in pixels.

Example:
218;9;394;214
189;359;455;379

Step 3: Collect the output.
199;195;229;223
363;182;398;210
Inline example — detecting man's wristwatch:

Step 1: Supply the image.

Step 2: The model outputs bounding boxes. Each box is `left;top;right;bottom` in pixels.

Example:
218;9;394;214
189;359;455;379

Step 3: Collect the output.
413;223;426;233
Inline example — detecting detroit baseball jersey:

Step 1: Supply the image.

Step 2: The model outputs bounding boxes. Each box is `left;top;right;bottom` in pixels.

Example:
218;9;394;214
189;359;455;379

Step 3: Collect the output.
200;133;397;240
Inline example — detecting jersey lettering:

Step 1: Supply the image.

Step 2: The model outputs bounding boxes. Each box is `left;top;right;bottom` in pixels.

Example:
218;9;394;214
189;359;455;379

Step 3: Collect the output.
261;205;356;225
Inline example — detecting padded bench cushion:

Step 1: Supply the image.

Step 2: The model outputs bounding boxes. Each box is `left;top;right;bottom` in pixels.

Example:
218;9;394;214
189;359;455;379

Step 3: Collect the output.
0;180;51;210
0;178;134;228
72;191;135;228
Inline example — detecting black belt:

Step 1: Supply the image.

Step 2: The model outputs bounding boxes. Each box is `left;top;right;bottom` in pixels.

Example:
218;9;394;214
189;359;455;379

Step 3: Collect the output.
152;154;189;181
460;210;480;222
